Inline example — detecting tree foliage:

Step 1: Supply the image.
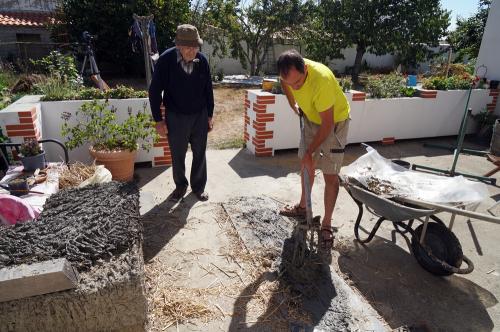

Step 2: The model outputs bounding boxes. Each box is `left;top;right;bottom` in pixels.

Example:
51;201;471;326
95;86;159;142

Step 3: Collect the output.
194;0;304;75
448;0;491;62
302;0;450;83
50;0;190;75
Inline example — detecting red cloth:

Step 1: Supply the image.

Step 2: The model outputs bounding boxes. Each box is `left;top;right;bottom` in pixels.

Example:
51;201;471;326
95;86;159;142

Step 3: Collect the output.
0;194;39;225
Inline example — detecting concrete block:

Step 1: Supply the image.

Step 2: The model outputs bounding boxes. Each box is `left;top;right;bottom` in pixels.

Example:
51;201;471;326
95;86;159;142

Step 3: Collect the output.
0;258;78;303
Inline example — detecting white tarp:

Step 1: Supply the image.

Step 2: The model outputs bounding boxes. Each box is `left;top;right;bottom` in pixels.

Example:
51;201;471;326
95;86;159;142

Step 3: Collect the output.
341;146;489;204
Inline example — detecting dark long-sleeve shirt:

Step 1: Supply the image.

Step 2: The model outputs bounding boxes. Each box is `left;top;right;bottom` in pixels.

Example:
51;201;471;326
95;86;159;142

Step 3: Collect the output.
149;47;214;122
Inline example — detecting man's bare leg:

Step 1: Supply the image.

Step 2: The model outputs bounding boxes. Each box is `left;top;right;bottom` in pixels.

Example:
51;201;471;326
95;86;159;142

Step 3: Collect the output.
322;174;340;229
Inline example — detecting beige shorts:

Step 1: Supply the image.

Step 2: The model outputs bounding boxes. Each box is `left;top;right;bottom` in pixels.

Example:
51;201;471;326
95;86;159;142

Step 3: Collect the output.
298;117;350;175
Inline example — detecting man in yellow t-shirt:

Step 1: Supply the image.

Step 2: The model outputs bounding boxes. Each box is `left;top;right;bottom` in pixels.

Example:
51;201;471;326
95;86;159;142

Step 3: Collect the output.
277;50;350;249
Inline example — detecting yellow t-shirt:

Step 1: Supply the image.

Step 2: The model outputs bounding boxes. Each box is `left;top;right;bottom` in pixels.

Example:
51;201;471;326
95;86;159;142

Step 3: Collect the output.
290;59;349;125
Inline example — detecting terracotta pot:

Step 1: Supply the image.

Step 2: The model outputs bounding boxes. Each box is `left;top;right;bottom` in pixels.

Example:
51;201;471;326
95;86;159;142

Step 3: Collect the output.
89;146;137;182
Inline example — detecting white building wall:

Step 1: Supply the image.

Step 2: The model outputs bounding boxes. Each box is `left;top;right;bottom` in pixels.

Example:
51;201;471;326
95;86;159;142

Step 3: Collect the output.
477;0;500;114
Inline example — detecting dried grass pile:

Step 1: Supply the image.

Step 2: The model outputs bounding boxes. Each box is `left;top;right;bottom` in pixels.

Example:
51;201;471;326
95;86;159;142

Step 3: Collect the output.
59;162;96;189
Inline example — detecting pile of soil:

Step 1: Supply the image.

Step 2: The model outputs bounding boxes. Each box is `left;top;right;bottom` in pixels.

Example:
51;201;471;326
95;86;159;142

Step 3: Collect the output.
223;196;358;331
0;182;141;271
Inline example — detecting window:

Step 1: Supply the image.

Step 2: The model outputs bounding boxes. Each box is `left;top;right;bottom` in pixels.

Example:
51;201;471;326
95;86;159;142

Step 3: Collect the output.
16;34;41;42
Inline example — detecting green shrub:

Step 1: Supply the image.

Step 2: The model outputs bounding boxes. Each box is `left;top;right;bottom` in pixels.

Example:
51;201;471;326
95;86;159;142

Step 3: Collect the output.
339;77;352;92
40;84;147;101
30;51;79;83
366;73;406;98
61;100;158;152
35;76;78;101
422;75;473;90
400;87;416;97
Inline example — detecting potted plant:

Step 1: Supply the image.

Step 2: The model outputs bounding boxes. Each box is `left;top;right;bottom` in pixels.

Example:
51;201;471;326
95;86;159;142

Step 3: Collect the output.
61;99;159;181
472;109;498;145
19;139;46;171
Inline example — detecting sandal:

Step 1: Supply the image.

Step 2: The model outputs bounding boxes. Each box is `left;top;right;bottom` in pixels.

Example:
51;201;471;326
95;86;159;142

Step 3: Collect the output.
321;227;334;250
279;204;306;217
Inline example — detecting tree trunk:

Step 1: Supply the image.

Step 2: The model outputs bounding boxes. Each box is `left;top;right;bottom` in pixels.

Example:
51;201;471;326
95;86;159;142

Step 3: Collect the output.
250;50;257;76
352;44;366;86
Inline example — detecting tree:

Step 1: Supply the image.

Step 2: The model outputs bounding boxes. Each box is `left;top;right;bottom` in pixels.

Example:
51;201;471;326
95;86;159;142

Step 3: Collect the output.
196;0;304;75
50;0;190;75
448;0;491;62
302;0;450;83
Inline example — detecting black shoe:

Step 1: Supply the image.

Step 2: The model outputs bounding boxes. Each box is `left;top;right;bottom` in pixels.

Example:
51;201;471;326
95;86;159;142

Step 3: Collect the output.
169;186;187;201
194;191;209;201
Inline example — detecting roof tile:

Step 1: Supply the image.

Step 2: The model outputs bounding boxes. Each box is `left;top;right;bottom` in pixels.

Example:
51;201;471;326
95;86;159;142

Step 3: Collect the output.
0;12;53;27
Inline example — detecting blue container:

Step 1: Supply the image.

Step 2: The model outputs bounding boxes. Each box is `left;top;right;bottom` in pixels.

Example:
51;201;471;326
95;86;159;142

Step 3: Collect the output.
407;75;417;87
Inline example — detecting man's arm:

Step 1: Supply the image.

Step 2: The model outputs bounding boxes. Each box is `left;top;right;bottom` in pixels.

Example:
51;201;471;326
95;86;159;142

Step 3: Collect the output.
204;57;215;131
148;60;165;123
306;107;334;155
281;81;300;115
301;107;334;173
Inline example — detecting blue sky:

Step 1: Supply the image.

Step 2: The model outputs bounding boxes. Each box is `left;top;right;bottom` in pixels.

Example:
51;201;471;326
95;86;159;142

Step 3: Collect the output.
441;0;479;30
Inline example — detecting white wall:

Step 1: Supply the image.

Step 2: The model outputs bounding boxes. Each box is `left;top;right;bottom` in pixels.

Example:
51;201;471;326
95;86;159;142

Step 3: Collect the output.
246;88;492;154
0;0;58;12
40;99;161;164
477;0;500;113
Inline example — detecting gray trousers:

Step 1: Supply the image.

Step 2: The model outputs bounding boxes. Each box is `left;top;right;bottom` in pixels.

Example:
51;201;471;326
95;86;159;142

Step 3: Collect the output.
166;110;208;193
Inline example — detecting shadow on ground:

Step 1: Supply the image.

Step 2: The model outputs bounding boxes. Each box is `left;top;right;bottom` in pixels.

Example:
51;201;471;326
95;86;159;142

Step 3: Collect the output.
228;233;338;332
228;149;298;179
141;193;197;262
337;235;497;331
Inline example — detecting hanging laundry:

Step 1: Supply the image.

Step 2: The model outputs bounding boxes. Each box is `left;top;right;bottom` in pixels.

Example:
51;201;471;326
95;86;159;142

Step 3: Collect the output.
148;20;158;54
128;19;143;54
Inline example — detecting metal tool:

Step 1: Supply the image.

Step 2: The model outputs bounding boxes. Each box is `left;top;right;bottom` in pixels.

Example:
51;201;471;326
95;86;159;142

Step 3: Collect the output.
291;113;322;267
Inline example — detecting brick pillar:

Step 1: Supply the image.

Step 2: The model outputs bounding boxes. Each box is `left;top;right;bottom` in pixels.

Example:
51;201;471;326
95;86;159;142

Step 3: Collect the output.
152;104;172;167
488;89;499;112
250;94;275;157
5;106;41;142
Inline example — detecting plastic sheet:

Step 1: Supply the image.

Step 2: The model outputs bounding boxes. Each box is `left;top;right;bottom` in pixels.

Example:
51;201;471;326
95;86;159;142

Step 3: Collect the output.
78;165;112;188
341;146;489;204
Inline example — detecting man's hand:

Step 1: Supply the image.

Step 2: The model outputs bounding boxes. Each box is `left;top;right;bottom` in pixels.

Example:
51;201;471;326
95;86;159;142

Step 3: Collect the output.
155;121;167;137
208;117;214;132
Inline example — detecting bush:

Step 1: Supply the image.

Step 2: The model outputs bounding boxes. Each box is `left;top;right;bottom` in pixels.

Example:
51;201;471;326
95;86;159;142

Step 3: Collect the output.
422;74;473;90
339;77;352;92
30;51;79;83
61;100;158;152
39;84;148;101
366;73;407;98
35;76;79;101
400;87;416;97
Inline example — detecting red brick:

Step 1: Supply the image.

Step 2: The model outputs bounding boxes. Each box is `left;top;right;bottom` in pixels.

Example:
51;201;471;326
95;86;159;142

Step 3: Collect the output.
489;89;499;96
154;142;169;147
154;160;171;166
252;121;266;131
255;151;273;157
154;156;172;162
257;95;275;101
6;124;35;131
6;129;36;137
18;108;36;117
255;147;273;153
255;99;276;105
19;116;36;124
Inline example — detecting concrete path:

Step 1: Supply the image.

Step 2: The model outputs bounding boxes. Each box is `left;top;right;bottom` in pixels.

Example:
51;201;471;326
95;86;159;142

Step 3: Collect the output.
138;137;500;331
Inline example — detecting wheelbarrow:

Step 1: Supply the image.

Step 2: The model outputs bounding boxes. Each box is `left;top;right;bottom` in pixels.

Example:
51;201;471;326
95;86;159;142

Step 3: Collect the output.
342;180;500;276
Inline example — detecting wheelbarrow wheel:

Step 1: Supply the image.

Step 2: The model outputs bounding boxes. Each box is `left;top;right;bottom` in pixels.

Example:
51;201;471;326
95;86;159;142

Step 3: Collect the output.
411;222;464;276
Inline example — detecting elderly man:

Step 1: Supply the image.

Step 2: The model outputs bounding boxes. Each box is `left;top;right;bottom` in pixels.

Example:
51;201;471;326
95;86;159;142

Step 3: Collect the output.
277;50;350;249
149;24;214;201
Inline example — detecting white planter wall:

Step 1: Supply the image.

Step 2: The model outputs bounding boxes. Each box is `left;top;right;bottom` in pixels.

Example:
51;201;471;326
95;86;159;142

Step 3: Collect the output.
0;97;170;166
244;88;498;156
41;99;160;164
